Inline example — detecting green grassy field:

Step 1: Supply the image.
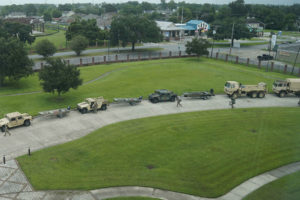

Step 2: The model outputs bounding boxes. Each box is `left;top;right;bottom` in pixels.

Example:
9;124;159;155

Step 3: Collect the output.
29;30;67;51
0;58;295;116
244;171;300;200
105;197;161;200
17;108;300;197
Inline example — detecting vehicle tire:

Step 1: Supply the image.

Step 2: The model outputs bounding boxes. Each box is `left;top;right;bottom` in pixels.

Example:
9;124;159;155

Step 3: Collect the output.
231;93;238;99
81;108;88;114
0;126;5;132
152;98;159;103
170;96;176;102
258;92;265;98
24;120;31;126
251;92;257;98
101;104;107;110
279;91;286;98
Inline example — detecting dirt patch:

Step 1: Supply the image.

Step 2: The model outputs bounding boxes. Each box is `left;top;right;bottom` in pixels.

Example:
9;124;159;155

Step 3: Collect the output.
250;129;257;133
146;164;155;170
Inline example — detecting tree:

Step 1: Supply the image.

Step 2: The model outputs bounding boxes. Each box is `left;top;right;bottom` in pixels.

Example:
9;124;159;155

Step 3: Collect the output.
208;18;254;46
66;19;100;45
0;20;35;44
24;4;37;16
52;9;62;18
43;11;52;22
35;39;57;58
39;58;82;96
110;15;162;51
228;0;248;17
168;0;177;10
185;38;210;59
0;37;33;86
70;35;89;56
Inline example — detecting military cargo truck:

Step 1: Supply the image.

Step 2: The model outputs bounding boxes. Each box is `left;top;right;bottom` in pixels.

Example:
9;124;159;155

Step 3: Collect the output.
77;97;109;114
272;78;300;97
0;112;32;132
224;81;267;99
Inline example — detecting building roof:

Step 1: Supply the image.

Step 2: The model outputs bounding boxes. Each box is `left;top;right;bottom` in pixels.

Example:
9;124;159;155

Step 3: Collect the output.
155;21;183;31
177;24;195;31
187;20;205;25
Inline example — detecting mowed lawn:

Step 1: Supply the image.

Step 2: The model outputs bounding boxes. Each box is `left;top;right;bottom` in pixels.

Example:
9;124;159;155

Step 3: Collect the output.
17;108;300;197
105;197;161;200
244;170;300;200
0;58;295;116
30;30;67;50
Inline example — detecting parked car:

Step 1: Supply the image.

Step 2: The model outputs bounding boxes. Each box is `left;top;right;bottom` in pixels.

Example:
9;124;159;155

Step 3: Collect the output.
257;54;273;61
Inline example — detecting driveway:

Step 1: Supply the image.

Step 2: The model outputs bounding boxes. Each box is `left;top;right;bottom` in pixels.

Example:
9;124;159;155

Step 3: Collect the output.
0;94;298;160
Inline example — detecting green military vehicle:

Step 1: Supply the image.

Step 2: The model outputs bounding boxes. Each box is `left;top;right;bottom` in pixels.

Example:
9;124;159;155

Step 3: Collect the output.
224;81;267;99
148;89;177;103
77;97;109;114
0;112;32;132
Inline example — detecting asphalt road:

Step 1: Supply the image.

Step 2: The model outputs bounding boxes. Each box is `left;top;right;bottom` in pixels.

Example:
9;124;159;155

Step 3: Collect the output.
0;94;298;160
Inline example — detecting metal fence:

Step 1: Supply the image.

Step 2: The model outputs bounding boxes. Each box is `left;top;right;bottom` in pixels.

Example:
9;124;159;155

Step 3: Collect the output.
34;50;300;77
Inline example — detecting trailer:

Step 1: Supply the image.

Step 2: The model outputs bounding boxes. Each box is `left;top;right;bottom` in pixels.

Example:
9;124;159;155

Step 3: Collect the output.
114;96;143;106
183;90;214;100
39;108;70;118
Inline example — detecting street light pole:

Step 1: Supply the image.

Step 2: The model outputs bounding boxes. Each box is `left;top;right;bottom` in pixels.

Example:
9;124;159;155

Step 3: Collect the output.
211;30;216;58
229;23;235;55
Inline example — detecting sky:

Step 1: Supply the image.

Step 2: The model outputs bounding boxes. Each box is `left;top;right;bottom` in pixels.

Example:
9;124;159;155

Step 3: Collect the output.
0;0;298;6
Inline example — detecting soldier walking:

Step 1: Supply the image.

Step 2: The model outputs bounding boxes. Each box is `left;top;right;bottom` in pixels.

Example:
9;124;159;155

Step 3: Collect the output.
176;96;182;107
4;125;11;136
93;101;98;113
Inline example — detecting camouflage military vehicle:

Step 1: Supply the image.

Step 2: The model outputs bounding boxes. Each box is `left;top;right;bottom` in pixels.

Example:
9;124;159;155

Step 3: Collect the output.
272;78;300;97
148;89;177;103
77;97;109;114
0;112;32;132
224;81;267;99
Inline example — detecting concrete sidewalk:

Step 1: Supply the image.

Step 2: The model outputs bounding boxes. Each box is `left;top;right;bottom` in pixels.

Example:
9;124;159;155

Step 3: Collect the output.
0;160;299;200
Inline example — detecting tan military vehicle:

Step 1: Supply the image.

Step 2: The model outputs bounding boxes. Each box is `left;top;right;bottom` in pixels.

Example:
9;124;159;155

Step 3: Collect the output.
272;78;300;97
0;112;32;132
77;97;109;114
224;81;267;99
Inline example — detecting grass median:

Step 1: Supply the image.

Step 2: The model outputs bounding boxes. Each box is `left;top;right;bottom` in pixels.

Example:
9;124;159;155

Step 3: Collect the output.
0;57;295;116
244;170;300;200
17;107;300;197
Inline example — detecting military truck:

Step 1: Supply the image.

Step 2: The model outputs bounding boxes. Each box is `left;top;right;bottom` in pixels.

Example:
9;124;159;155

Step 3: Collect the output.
148;89;177;103
272;78;300;97
0;112;32;132
77;97;109;114
224;81;267;99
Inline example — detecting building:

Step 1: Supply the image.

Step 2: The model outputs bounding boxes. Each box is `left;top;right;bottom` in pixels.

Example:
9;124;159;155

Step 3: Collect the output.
246;18;264;37
155;21;183;40
97;12;117;29
177;20;210;36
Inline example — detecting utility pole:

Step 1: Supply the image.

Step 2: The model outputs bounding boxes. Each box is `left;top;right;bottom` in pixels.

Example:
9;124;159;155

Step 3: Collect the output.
292;45;300;74
229;23;235;55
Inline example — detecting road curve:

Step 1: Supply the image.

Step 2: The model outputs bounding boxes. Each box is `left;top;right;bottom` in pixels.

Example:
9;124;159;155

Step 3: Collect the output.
0;94;298;160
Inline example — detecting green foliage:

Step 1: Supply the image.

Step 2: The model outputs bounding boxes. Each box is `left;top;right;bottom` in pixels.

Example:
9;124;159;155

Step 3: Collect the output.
69;35;89;56
39;58;82;96
0;37;33;86
24;4;37;16
228;0;248;17
35;39;57;58
0;20;35;44
17;108;300;197
52;9;62;18
43;11;52;22
110;15;162;51
185;38;210;58
66;19;100;45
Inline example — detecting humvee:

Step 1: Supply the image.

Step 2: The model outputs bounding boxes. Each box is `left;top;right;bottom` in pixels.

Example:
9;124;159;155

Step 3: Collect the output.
148;89;177;103
77;97;109;114
0;112;32;132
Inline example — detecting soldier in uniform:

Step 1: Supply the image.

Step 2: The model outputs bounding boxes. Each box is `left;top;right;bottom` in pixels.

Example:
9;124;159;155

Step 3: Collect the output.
4;125;11;136
176;96;182;107
93;101;98;113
